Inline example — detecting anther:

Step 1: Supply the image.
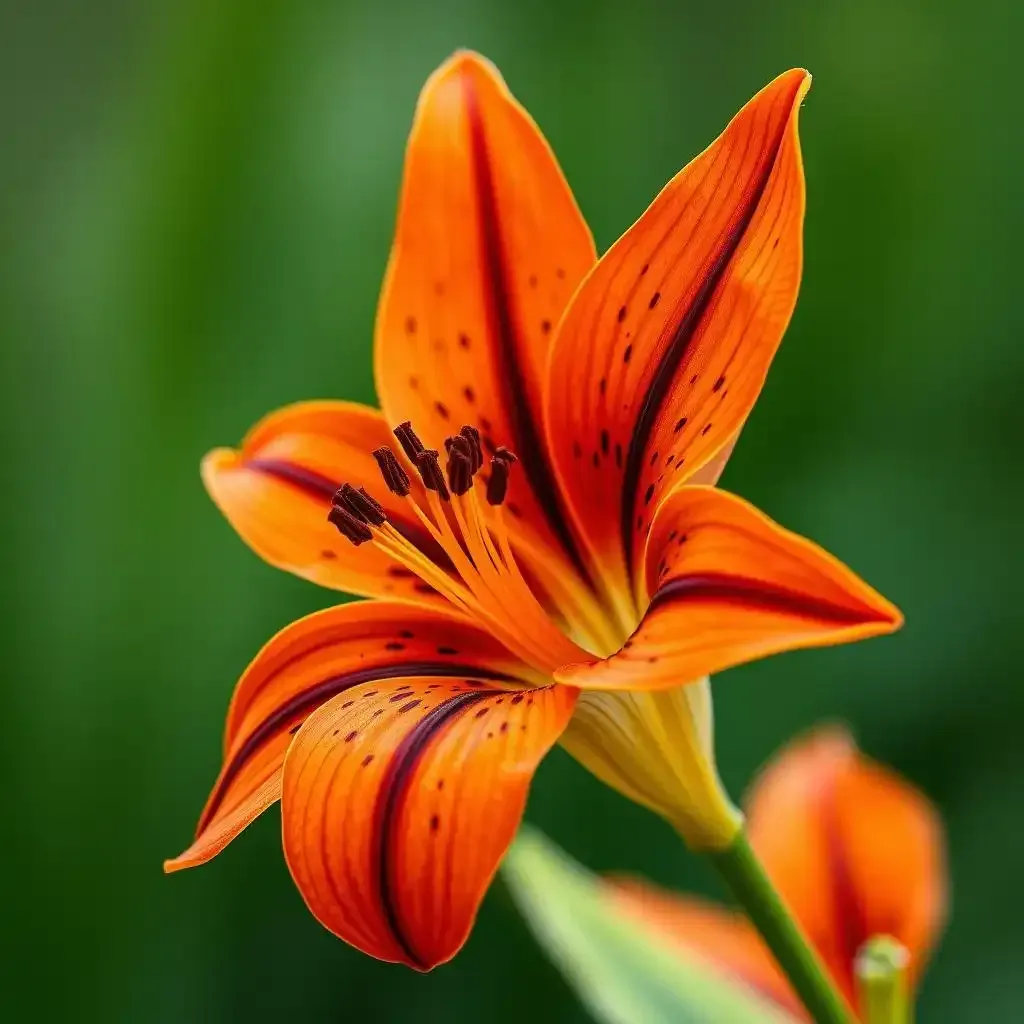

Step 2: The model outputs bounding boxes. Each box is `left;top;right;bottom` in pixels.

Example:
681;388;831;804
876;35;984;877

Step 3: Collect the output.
373;446;411;497
494;445;518;466
340;483;387;526
486;454;513;506
394;421;425;462
327;505;373;545
415;449;450;500
446;450;473;496
459;425;483;472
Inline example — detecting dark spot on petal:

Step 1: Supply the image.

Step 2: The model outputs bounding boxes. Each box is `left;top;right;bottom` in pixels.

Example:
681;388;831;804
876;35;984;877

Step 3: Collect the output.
405;316;417;334
435;401;450;420
409;376;419;390
345;730;358;742
437;779;445;790
480;416;492;432
649;291;661;309
458;332;471;349
644;484;655;505
540;319;551;335
362;690;378;698
437;646;458;655
600;430;609;455
288;723;302;735
713;375;726;392
528;273;538;288
592;452;599;468
388;566;414;579
666;454;675;466
434;281;445;296
332;729;339;736
463;386;475;403
398;629;414;639
678;533;688;545
556;267;566;280
372;709;383;718
511;694;524;705
572;440;582;459
320;549;337;560
674;417;687;432
599;377;607;396
623;344;633;364
500;721;509;733
430;814;440;832
475;707;489;718
690;374;698;385
617;305;627;322
362;754;374;768
649;451;658;467
385;642;405;652
487;731;494;739
648;656;659;664
342;700;354;709
701;423;712;436
399;699;421;713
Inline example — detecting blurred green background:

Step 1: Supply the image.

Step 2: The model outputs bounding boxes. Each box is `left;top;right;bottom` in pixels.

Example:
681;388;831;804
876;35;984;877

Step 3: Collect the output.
2;0;1021;1020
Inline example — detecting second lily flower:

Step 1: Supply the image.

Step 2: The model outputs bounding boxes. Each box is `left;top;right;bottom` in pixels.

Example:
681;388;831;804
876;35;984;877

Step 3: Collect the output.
167;52;902;970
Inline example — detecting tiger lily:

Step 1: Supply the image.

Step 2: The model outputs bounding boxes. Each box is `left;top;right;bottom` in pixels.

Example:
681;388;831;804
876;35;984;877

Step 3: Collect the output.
610;727;947;1019
166;51;902;970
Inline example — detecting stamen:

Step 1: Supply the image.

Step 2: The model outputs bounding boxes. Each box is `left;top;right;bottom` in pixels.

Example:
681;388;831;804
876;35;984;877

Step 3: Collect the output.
486;453;513;506
373;446;411;496
446;450;473;497
327;505;373;545
459;425;483;472
339;484;388;526
415;450;449;500
394;421;425;462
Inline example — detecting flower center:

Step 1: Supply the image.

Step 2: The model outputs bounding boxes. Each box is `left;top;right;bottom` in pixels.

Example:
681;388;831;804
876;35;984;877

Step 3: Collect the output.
327;420;600;675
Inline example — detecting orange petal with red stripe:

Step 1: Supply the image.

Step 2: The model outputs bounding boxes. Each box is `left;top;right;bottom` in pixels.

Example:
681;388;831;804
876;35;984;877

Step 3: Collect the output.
609;881;803;1017
281;678;577;969
747;728;948;1000
374;50;597;586
203;400;453;603
165;601;537;872
556;486;901;691
545;69;810;604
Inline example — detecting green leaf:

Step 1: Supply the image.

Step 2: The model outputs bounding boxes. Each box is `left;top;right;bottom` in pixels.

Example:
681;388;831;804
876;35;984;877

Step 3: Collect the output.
503;827;798;1024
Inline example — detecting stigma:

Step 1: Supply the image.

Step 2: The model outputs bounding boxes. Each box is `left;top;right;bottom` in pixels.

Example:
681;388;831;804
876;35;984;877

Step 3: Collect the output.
326;420;591;676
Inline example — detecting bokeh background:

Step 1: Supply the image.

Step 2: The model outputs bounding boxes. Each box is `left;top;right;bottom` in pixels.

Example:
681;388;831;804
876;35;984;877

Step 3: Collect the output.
3;0;1021;1020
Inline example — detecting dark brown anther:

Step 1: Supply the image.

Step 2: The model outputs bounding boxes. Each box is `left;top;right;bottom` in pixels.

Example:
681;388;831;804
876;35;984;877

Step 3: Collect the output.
373;446;411;497
393;421;426;462
446;450;473;496
415;449;450;500
340;483;387;526
327;505;373;545
459;425;483;472
486;454;512;506
494;445;518;466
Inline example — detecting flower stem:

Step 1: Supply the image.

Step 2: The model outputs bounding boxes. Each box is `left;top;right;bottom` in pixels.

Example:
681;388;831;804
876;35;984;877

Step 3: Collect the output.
855;936;912;1024
708;831;856;1024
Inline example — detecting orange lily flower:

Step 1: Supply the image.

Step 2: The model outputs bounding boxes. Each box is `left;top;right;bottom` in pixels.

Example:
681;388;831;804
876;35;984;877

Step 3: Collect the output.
166;52;902;970
611;727;947;1018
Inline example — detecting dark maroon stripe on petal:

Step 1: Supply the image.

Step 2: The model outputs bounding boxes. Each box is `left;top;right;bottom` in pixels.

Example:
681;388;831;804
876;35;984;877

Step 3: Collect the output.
620;99;796;581
463;75;591;586
375;689;493;969
199;663;510;832
650;573;884;625
246;457;456;572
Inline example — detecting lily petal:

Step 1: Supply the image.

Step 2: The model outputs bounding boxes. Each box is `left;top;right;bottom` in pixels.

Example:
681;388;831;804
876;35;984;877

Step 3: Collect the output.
281;677;577;969
555;486;901;691
203;400;453;602
609;883;801;1017
545;70;809;603
165;601;537;872
374;50;597;583
747;728;947;998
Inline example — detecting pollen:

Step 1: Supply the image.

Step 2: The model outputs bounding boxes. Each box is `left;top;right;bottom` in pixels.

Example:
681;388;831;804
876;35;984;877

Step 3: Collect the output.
327;420;593;674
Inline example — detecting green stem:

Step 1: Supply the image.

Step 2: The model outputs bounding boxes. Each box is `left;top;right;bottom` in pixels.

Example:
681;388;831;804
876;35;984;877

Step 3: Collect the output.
709;831;855;1024
855;936;912;1024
